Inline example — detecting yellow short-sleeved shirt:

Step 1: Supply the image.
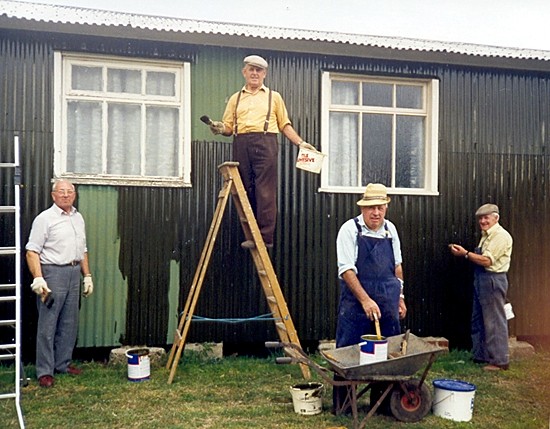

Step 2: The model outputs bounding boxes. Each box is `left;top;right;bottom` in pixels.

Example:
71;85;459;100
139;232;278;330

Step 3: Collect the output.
222;85;291;134
479;223;513;273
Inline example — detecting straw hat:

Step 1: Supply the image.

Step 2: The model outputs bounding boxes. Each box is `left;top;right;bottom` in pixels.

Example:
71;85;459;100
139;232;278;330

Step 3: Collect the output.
475;203;499;216
243;55;268;69
357;183;391;206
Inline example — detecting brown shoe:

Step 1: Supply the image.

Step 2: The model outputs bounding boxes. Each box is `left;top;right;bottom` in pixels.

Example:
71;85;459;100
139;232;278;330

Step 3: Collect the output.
38;375;54;388
66;365;82;375
240;240;255;249
483;364;509;371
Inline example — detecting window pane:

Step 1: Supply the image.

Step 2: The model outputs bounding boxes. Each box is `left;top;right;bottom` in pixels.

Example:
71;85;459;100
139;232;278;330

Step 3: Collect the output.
72;66;102;91
362;82;392;107
396;115;424;188
107;69;141;94
146;72;176;96
329;112;358;186
332;81;359;105
67;101;103;173
362;113;392;185
107;104;141;175
145;107;179;176
396;85;422;109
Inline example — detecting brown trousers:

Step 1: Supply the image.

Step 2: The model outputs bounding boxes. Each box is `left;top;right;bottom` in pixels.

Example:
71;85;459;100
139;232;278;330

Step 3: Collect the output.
233;133;278;245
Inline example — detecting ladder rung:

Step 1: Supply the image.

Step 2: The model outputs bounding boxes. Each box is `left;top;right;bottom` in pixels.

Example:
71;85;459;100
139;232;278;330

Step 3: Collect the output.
0;343;16;351
0;206;16;213
275;322;287;332
0;162;17;168
0;320;16;326
0;247;17;255
0;283;16;290
0;296;15;303
0;393;17;400
239;217;249;223
266;296;276;303
0;355;15;362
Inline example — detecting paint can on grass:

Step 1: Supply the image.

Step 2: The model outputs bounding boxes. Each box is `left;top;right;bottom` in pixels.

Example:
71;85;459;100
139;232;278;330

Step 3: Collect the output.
289;382;324;415
432;379;476;422
125;348;150;382
359;335;388;365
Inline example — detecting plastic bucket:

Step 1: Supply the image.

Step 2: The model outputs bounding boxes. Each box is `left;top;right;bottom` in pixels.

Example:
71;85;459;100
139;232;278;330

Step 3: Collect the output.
289;382;324;415
125;348;150;382
359;335;388;365
433;379;476;422
295;147;326;174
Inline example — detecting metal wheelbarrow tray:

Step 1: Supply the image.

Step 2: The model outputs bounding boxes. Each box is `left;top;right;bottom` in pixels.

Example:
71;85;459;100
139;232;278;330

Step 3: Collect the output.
267;332;447;429
322;333;447;381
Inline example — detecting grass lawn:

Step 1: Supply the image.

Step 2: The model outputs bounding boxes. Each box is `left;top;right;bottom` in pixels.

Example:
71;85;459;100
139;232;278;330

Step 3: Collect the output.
1;347;550;428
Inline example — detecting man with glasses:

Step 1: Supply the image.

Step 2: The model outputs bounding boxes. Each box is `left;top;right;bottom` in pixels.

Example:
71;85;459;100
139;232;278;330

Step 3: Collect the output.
26;179;93;387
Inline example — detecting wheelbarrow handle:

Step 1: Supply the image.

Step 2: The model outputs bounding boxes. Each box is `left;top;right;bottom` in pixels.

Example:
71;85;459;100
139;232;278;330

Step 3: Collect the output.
275;357;293;365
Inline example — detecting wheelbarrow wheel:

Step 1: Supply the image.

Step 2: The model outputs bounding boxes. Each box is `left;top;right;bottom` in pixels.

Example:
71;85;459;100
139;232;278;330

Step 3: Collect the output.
389;379;432;423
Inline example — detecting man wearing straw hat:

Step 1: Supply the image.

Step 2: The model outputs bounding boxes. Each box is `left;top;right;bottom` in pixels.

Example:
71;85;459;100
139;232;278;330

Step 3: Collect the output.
333;183;406;413
208;54;314;249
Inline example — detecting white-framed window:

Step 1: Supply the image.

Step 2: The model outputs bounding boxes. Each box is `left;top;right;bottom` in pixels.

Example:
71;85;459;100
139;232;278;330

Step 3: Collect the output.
320;72;439;195
54;52;191;187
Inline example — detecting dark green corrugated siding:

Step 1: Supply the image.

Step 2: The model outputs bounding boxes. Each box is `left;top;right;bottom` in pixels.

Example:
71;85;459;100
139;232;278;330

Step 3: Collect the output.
2;30;550;358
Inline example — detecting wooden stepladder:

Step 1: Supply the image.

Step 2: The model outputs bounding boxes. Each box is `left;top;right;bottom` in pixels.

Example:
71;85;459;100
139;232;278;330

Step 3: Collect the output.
166;162;310;384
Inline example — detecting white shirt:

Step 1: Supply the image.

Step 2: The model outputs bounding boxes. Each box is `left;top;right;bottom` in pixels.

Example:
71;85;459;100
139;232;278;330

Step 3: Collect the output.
26;204;87;265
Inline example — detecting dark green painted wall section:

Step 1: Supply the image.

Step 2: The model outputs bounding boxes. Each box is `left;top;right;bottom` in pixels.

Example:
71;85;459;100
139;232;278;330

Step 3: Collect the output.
1;29;550;360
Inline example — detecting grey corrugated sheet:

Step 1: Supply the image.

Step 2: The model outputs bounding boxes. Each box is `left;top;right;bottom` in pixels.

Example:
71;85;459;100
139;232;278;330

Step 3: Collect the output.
1;29;550;358
2;0;550;61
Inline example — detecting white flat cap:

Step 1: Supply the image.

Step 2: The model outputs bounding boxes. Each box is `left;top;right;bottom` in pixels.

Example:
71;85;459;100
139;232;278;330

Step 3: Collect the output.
243;55;268;69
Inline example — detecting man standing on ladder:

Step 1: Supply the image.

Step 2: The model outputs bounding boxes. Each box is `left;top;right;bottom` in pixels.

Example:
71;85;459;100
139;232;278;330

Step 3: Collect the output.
25;179;94;388
208;55;315;249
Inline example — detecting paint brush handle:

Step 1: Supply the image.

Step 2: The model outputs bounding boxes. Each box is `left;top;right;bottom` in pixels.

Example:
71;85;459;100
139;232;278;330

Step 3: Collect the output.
373;313;382;340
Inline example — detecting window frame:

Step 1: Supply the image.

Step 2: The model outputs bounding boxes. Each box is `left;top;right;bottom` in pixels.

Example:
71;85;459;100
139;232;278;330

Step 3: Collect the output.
320;72;439;196
53;52;192;187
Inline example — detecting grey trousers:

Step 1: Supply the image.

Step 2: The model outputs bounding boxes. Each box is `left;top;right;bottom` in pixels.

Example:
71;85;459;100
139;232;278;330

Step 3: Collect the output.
36;264;81;379
471;271;509;366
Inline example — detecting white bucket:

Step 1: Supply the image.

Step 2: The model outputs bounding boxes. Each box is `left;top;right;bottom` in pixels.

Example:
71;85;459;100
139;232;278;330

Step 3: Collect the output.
296;147;326;174
289;382;324;415
125;348;150;382
359;335;388;365
433;379;476;422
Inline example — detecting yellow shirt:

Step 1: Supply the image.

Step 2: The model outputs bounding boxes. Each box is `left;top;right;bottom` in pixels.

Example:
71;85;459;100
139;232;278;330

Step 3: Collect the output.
479;223;513;273
222;85;291;134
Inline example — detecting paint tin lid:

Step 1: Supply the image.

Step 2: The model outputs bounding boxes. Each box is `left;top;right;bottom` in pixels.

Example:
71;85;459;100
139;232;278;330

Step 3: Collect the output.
433;379;476;392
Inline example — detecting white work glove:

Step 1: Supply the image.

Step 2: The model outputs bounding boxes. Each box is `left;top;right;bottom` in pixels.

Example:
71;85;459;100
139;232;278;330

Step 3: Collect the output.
299;141;316;151
209;121;225;135
83;276;94;297
31;277;51;296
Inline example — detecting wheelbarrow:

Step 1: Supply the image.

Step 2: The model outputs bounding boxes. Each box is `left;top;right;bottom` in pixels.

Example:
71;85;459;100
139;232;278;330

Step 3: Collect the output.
266;332;447;429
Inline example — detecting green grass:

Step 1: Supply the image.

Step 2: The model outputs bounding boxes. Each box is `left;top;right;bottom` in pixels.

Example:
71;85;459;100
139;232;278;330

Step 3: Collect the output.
1;348;550;428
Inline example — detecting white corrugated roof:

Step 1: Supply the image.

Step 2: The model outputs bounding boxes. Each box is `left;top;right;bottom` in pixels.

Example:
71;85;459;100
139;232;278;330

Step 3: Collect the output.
2;0;550;62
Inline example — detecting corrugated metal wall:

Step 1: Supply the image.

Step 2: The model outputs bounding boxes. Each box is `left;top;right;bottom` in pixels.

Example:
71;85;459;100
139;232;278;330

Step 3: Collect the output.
1;29;549;361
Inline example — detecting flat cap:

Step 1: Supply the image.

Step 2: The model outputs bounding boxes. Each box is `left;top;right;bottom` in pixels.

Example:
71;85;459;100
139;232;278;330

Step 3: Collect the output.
475;203;499;216
243;55;268;69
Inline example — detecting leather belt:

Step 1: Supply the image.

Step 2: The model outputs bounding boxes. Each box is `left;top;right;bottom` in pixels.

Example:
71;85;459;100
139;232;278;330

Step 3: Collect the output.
63;260;80;266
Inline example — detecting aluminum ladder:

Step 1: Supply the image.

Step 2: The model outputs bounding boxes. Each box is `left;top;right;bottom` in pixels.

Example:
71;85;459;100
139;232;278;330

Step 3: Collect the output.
0;135;26;428
166;162;310;384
